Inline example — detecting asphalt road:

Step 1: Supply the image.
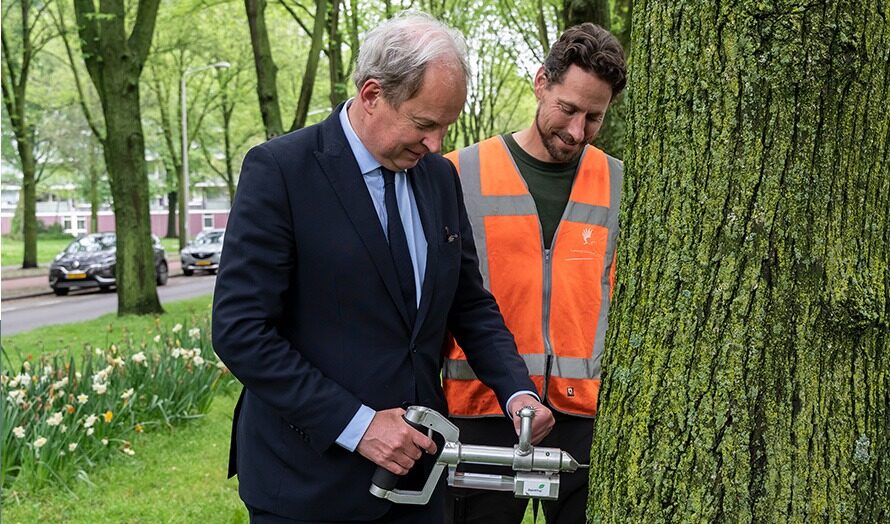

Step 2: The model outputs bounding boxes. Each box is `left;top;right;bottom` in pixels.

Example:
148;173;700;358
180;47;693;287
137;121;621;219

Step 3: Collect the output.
1;274;217;336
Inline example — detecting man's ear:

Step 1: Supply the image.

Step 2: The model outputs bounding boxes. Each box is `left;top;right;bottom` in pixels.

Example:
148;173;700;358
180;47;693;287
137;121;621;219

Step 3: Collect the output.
357;79;383;113
532;67;548;100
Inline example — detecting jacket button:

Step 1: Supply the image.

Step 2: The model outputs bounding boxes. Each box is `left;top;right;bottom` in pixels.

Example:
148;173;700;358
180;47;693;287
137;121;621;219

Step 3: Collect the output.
411;344;417;353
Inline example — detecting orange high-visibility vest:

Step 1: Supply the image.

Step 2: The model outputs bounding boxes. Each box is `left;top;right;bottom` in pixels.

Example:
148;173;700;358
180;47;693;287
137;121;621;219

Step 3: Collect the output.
443;136;621;417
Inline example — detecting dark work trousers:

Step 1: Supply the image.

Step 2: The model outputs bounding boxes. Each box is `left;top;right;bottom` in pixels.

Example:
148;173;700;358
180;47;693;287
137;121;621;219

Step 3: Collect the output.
445;414;593;524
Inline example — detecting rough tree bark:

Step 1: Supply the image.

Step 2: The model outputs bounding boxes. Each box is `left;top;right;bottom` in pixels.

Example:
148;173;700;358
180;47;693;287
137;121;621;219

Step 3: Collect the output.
589;1;889;522
73;0;163;315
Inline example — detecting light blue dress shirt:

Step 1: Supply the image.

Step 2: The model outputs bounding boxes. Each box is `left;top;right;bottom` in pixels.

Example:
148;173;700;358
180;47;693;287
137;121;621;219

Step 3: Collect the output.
334;102;536;452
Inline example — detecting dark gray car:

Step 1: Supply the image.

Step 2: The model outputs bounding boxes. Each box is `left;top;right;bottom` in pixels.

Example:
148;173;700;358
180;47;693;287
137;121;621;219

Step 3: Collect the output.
49;233;168;296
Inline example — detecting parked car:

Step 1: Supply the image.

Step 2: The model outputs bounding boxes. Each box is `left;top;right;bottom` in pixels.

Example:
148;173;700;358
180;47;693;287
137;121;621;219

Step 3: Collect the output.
180;228;224;276
49;233;169;296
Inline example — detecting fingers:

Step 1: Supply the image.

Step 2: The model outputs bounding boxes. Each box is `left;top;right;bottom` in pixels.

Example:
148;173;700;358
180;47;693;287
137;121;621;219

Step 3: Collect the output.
356;408;437;475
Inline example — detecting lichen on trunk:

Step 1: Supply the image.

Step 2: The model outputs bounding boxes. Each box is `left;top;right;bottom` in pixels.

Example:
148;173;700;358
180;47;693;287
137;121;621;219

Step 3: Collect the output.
588;1;889;522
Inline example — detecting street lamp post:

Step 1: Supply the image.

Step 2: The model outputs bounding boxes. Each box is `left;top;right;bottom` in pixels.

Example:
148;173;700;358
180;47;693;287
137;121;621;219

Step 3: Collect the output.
180;61;230;249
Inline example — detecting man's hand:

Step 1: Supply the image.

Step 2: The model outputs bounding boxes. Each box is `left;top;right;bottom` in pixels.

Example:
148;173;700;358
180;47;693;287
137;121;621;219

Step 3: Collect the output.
356;408;437;475
507;394;554;445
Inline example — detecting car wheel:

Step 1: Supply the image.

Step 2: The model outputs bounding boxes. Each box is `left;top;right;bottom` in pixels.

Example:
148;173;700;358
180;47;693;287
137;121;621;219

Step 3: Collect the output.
99;285;113;293
182;268;194;276
208;268;218;275
156;261;169;286
53;288;69;296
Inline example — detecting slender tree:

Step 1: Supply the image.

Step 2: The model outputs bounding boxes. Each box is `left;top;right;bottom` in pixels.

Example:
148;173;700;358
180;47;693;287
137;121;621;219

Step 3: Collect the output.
244;0;284;138
73;0;163;315
1;0;54;268
589;1;890;521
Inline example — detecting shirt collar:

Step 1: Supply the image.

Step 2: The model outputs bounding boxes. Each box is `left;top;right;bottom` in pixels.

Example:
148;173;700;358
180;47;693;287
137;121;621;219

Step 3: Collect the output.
339;99;383;176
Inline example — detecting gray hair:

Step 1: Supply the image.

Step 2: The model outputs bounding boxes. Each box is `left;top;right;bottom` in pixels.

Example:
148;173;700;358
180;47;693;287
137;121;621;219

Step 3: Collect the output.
353;11;470;107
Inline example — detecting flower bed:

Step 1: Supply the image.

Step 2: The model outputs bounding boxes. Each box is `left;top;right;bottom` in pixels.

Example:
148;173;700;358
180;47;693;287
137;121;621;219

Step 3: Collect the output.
1;319;234;490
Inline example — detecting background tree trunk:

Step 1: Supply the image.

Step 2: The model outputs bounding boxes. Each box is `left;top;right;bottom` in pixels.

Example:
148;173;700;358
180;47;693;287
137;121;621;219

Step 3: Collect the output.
74;0;163;315
245;0;284;138
589;1;889;522
563;0;609;29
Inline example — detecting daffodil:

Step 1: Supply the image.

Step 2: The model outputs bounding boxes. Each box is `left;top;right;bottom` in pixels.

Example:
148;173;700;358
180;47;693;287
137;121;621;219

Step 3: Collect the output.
84;414;98;428
131;352;146;365
68;443;78;452
33;436;47;449
12;426;25;439
103;410;113;423
153;335;161;343
101;438;109;446
188;327;201;338
92;382;107;395
77;393;89;405
172;323;183;333
121;388;135;400
47;411;64;427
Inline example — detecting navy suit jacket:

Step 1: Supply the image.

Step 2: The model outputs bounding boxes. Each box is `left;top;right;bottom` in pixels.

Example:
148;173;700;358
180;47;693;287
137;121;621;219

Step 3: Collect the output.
212;106;534;521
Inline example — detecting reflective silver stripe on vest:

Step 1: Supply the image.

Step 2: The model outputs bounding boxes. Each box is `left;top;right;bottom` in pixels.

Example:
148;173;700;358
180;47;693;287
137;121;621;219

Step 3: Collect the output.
443;354;598;380
458;141;537;291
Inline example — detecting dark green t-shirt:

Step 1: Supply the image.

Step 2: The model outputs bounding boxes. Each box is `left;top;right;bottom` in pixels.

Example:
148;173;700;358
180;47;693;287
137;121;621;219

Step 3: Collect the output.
501;133;579;248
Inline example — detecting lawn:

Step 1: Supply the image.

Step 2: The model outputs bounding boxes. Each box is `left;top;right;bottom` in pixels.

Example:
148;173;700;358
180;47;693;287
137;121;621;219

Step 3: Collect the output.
1;234;183;268
1;295;212;368
1;391;247;523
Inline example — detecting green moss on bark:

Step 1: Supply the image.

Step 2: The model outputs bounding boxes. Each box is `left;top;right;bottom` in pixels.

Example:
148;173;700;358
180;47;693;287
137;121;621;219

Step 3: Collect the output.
588;1;889;522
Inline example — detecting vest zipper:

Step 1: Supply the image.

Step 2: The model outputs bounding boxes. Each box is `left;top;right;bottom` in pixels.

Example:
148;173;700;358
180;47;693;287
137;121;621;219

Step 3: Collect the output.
541;247;554;401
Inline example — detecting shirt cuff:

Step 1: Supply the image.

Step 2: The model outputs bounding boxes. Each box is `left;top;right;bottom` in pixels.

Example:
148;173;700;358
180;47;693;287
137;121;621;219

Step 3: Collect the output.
505;390;540;419
335;404;376;452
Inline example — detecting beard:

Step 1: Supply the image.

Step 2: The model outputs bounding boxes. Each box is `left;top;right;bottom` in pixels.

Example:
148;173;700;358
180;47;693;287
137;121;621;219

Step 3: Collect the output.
534;107;587;163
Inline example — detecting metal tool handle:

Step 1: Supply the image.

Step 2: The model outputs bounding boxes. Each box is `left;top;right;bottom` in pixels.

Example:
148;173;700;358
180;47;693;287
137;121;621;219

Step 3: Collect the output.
369;415;428;492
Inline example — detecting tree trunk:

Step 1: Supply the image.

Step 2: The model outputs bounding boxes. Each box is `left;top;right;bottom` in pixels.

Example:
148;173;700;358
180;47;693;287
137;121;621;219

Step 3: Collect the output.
166;190;178;238
327;0;348;107
290;0;327;130
17;133;38;268
74;0;162;315
89;143;100;232
588;2;890;522
562;0;609;29
245;0;284;139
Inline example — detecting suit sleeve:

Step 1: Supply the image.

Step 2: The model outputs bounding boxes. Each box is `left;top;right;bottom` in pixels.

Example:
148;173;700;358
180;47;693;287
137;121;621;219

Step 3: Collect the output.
444;162;536;414
212;144;362;453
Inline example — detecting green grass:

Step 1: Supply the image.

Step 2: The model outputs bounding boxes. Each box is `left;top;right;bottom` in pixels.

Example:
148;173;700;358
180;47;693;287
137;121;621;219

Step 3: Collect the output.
1;234;76;267
1;391;247;523
1;234;183;269
1;296;212;369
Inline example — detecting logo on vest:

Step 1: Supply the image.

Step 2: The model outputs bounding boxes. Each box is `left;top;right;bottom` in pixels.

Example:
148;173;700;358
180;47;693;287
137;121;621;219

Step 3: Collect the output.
567;386;575;397
581;228;593;245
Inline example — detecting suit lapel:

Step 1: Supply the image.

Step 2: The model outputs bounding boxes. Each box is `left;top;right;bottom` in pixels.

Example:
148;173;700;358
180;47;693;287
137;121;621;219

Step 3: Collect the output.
314;109;413;329
407;162;438;338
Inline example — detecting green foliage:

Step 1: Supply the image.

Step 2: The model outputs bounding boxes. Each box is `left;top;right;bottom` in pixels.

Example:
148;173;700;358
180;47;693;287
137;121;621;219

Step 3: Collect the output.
1;314;235;491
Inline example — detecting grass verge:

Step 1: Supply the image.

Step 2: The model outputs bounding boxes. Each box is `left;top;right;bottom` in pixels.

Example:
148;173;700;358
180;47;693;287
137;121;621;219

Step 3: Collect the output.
1;296;212;368
1;391;247;523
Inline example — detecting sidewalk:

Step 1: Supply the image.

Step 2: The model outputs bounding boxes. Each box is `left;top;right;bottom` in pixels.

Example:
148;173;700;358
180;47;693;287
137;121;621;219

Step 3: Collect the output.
2;257;183;300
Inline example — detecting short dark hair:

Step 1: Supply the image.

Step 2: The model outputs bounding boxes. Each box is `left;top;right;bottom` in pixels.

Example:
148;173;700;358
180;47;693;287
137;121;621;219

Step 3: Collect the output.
543;23;627;99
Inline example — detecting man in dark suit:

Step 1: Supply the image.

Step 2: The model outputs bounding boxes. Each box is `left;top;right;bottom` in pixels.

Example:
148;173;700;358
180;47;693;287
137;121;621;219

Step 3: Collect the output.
212;11;554;523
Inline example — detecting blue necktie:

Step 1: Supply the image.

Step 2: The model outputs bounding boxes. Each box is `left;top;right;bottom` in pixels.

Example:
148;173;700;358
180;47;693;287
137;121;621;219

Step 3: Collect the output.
381;168;417;324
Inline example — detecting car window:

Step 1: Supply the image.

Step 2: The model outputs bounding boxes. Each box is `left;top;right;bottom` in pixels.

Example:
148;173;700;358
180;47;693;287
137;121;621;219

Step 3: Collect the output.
194;231;224;245
66;235;115;253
